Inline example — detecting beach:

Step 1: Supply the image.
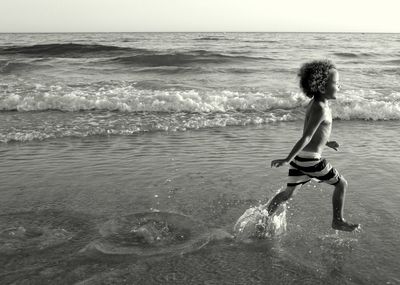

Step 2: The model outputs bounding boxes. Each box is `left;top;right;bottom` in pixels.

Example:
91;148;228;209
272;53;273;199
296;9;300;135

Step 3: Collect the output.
1;32;400;284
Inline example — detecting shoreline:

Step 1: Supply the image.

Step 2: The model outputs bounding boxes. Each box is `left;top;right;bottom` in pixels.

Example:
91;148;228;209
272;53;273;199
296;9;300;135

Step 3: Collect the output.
1;119;399;146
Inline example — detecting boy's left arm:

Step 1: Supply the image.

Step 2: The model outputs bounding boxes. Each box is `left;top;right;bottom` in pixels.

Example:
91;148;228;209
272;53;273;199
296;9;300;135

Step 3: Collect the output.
326;141;339;151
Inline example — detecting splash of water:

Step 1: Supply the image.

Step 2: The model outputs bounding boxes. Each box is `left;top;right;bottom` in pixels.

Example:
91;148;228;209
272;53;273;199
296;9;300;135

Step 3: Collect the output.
233;203;287;241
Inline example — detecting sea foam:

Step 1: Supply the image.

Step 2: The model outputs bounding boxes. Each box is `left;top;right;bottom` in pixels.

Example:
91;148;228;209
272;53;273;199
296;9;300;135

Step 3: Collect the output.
0;86;307;113
2;86;400;120
2;85;400;143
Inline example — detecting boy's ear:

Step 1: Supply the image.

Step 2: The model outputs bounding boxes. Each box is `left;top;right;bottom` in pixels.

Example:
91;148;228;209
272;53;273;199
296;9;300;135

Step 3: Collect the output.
318;85;326;94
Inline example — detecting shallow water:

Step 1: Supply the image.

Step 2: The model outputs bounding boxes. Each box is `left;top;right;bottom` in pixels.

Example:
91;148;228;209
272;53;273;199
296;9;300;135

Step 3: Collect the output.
1;121;399;284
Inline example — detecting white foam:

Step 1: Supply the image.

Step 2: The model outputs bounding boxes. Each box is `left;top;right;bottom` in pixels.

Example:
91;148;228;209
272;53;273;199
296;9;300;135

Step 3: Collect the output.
333;90;400;120
2;86;400;120
234;204;287;241
2;86;400;143
0;85;307;113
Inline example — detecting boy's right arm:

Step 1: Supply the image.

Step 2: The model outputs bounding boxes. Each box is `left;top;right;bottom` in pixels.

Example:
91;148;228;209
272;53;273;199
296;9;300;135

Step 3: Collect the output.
271;104;325;168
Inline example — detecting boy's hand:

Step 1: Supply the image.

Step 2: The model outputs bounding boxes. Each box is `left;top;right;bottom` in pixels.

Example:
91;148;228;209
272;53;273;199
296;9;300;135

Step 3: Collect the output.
326;141;339;151
271;159;289;168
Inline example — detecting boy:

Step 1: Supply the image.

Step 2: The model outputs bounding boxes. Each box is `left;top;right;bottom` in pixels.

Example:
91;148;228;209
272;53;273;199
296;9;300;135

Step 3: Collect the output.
268;60;359;232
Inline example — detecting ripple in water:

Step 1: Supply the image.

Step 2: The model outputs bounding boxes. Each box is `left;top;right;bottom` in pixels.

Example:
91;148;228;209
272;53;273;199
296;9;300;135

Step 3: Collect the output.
81;212;218;256
0;210;94;255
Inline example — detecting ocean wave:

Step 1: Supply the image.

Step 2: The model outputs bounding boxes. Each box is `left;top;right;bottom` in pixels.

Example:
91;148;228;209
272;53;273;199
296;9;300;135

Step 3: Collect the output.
222;67;260;74
109;50;270;66
0;43;269;65
0;43;144;57
333;91;400;120
2;87;400;120
243;40;279;43
133;66;259;75
333;52;375;58
0;60;53;74
194;36;223;41
2;89;400;143
382;59;400;65
381;67;400;75
134;66;204;74
0;88;307;112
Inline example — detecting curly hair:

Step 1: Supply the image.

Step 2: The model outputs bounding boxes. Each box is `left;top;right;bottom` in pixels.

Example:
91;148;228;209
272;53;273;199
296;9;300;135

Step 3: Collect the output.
298;60;336;98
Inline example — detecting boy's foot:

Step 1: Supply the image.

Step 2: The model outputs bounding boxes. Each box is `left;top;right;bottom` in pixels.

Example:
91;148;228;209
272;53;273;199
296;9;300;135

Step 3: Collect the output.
332;220;360;232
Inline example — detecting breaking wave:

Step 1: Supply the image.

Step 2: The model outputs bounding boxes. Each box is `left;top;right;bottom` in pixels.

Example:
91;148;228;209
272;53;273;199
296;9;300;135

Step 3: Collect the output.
1;85;400;120
1;87;400;143
0;87;307;112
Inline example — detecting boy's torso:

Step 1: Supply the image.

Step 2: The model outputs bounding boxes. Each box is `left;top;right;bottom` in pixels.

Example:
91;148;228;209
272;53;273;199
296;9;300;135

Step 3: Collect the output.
302;100;332;154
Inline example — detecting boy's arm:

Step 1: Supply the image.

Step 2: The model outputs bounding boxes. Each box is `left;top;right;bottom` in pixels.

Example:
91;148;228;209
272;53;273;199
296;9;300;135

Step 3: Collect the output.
271;105;325;167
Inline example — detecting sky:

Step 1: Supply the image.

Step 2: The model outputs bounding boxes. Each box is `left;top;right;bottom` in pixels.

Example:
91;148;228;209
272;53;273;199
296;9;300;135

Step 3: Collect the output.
1;0;399;33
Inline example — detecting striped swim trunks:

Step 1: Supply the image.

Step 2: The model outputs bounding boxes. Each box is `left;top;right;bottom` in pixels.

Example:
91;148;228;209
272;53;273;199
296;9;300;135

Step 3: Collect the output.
287;151;341;187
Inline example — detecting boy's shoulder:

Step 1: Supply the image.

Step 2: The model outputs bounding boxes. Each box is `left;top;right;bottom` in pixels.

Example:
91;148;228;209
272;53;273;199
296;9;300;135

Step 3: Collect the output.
308;99;325;110
307;100;328;116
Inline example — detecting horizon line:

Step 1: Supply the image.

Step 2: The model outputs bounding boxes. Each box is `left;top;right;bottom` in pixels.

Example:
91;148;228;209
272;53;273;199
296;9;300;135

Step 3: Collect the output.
0;31;399;34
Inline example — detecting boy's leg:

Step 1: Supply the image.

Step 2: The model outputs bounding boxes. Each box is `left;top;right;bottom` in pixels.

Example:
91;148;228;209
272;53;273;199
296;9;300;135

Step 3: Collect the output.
266;184;302;216
266;160;311;216
331;176;360;231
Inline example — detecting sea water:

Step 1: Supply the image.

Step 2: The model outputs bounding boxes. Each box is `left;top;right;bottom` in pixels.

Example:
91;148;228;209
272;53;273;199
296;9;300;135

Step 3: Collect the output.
0;33;399;284
1;32;400;142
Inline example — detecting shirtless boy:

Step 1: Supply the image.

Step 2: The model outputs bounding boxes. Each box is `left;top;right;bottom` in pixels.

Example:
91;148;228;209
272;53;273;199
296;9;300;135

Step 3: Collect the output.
268;60;359;232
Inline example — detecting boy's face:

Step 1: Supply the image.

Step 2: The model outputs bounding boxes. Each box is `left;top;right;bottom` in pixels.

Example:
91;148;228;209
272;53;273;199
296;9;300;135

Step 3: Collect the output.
323;69;340;100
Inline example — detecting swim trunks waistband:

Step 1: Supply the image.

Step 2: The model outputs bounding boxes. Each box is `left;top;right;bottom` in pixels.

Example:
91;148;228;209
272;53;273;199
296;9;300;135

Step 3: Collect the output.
296;150;322;159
